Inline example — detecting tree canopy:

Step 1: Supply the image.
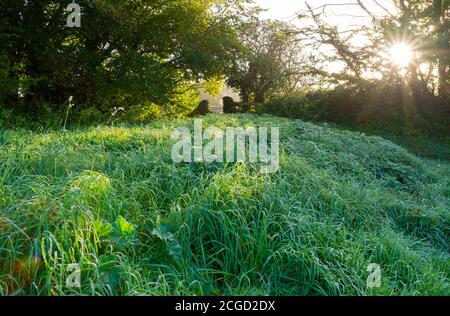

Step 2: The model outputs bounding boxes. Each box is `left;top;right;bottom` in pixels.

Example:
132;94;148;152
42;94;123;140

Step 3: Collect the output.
0;0;249;115
226;19;305;104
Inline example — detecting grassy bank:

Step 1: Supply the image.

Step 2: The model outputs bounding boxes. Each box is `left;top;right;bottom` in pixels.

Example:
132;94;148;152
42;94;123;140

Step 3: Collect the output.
0;114;448;295
338;124;450;162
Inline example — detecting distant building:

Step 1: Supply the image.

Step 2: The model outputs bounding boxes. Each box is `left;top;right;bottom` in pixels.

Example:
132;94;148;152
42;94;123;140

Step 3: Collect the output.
199;85;240;113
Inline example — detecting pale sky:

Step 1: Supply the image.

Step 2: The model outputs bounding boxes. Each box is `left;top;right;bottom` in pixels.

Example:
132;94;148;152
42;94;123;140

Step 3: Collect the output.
256;0;306;21
253;0;400;75
254;0;397;30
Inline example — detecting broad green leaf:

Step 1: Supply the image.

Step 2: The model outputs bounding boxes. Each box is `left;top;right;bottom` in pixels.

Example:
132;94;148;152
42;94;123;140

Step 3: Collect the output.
94;220;113;238
115;216;135;235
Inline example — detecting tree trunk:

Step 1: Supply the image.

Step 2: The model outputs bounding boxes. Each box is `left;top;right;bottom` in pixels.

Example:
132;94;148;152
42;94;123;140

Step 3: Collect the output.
433;0;449;98
438;63;449;97
255;91;265;103
241;88;249;103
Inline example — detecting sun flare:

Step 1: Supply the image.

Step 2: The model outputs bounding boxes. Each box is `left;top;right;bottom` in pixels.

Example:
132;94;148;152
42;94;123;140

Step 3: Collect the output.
389;43;414;68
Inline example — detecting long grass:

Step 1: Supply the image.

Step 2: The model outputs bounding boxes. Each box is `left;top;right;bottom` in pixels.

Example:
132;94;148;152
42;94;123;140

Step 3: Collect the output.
0;114;448;295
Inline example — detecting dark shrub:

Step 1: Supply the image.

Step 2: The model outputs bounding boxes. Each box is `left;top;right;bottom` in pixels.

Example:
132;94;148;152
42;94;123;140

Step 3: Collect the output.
198;100;210;115
261;86;450;137
223;96;237;113
264;93;329;121
190;100;210;117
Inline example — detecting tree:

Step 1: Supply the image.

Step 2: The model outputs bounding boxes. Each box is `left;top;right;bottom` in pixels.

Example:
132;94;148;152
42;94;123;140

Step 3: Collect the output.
295;0;449;100
226;19;305;104
0;0;249;115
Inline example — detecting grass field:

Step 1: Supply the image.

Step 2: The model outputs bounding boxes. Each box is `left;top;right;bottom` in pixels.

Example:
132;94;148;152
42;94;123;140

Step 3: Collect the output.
0;114;448;295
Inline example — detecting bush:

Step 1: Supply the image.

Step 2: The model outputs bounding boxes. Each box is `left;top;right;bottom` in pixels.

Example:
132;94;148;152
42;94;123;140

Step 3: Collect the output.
125;103;164;122
264;93;329;121
0;108;27;129
197;100;210;115
261;87;450;137
75;107;106;124
189;100;210;117
223;96;238;113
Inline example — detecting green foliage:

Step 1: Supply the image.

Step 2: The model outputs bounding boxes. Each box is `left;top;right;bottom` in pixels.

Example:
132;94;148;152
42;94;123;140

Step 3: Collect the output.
0;114;448;295
124;103;165;122
226;19;304;104
70;171;112;198
263;86;450;137
0;108;28;129
75;107;105;124
264;93;328;120
95;215;137;249
0;0;245;116
97;255;123;289
111;216;137;249
152;218;183;261
200;77;224;97
0;55;21;104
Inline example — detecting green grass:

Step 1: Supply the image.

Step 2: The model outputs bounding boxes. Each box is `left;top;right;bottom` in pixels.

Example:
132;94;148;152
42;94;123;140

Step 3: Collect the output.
0;114;448;296
339;124;450;162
